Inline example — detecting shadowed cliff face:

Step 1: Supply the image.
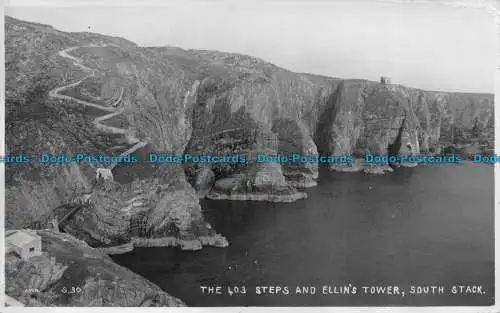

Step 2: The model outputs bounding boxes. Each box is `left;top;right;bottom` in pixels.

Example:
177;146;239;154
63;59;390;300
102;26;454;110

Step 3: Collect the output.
314;80;365;155
388;115;407;157
5;15;494;239
271;118;319;187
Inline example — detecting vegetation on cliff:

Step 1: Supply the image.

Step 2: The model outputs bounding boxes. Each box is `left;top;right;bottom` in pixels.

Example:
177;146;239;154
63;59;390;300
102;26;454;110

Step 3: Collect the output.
6;14;493;247
5;14;494;307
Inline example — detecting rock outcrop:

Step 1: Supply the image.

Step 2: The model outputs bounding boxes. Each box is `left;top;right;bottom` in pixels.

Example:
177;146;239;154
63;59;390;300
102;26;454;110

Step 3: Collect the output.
5;230;184;306
55;166;228;250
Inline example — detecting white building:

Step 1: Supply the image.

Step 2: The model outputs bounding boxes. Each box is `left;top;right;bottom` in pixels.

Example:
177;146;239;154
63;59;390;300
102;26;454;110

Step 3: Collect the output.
6;231;42;260
96;168;113;182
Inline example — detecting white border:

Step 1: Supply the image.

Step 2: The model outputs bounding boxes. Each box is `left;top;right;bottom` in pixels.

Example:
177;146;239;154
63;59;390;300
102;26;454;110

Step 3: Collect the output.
1;1;499;313
1;2;6;312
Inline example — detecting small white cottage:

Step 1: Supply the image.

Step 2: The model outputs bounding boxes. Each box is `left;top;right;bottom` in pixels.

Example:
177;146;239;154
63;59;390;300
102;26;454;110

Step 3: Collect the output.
96;168;113;182
6;231;42;260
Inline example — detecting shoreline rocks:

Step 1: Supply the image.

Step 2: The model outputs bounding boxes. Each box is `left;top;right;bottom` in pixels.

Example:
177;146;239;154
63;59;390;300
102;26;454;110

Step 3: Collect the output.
130;233;229;251
393;162;418;168
330;158;396;175
364;164;394;175
206;190;308;203
330;158;365;173
207;163;309;203
288;180;318;188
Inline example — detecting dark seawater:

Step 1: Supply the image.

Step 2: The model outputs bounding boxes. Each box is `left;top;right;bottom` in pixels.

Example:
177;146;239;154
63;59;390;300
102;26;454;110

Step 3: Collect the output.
112;164;494;306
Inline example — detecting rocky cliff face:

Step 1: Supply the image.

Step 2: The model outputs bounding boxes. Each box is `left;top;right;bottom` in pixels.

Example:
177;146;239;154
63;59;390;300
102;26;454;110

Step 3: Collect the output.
186;59;493;177
5;230;184;306
5;15;494;244
57;166;228;250
5;15;494;307
5;16;226;250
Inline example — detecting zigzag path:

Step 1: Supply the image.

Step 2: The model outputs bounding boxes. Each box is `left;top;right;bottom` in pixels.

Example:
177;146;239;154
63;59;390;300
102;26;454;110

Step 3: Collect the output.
49;45;148;170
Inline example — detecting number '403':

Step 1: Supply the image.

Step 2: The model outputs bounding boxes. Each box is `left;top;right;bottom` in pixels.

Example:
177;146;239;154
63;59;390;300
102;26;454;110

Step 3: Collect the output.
227;286;246;296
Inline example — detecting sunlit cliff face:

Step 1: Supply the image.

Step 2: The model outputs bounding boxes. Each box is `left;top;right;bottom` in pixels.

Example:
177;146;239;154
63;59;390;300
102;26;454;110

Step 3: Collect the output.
400;129;420;156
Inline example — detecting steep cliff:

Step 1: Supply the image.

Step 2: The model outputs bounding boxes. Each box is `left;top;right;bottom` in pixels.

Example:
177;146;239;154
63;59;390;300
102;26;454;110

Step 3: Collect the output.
5;17;494;307
5;16;226;249
185;58;493;177
5;15;494;243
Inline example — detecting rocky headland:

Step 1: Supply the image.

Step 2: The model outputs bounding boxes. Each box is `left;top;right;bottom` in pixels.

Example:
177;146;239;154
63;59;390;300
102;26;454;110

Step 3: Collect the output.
4;15;494;306
5;229;185;306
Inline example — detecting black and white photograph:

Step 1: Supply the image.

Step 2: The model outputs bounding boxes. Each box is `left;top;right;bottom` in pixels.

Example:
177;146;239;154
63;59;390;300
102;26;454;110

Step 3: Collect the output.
3;0;497;308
